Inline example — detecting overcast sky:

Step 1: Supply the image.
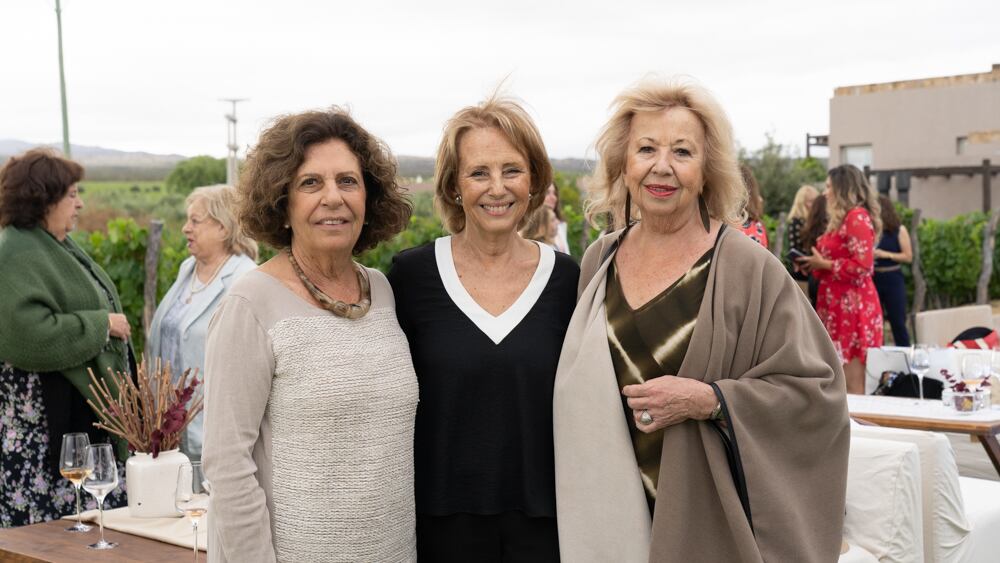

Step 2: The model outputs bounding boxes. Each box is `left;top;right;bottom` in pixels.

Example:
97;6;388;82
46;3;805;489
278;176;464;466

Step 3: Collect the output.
2;0;997;160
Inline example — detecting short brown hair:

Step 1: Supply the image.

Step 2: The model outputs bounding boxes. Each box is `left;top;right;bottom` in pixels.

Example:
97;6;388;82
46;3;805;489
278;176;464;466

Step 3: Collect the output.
238;107;411;254
434;96;553;233
0;149;84;228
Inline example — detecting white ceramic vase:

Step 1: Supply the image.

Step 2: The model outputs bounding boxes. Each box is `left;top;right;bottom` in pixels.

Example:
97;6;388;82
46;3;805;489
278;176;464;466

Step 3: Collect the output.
125;449;189;518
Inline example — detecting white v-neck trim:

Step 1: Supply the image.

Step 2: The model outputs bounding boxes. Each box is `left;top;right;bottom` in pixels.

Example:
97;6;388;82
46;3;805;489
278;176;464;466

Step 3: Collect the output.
435;236;555;345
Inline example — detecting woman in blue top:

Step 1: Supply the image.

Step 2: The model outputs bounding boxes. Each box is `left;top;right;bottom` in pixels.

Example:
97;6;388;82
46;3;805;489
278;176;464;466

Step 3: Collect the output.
146;184;257;459
872;195;912;347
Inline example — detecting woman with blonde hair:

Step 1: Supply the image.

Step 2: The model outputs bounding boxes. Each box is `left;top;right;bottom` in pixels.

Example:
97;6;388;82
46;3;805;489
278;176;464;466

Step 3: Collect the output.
388;96;579;561
553;78;848;562
798;164;882;394
787;184;820;292
146;184;257;459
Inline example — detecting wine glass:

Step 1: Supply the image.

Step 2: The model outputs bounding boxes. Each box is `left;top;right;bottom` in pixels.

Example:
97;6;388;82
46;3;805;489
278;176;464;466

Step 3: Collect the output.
962;354;990;381
82;443;119;550
59;433;92;532
910;344;931;403
175;462;209;562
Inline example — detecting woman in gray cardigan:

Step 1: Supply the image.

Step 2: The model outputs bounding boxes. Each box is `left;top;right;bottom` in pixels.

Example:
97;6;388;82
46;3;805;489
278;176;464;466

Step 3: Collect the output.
146;184;257;460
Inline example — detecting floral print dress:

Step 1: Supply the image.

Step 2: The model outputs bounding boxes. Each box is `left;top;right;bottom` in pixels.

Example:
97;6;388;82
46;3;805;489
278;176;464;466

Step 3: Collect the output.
1;362;126;528
814;207;883;363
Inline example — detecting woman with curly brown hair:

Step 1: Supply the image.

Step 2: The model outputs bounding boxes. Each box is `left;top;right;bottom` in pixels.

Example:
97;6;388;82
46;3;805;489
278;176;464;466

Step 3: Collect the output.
201;108;416;562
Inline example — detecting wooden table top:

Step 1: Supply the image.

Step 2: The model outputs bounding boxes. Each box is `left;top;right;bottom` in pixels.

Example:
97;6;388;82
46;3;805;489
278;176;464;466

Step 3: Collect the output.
0;519;192;563
848;395;1000;436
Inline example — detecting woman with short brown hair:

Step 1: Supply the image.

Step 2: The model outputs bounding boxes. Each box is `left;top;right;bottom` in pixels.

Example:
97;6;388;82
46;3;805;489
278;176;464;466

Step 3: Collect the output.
0;149;132;528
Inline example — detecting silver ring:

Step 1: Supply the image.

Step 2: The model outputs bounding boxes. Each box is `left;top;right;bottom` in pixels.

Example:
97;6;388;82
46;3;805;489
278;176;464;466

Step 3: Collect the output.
639;410;653;425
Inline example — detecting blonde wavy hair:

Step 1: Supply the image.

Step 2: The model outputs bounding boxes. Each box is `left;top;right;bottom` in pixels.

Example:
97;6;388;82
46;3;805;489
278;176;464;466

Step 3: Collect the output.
433;95;552;233
187;184;259;261
586;77;746;228
788;184;819;221
825;165;881;236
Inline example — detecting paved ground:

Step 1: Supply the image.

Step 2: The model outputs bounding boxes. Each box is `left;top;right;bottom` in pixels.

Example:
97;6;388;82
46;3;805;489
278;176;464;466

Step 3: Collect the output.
950;433;998;481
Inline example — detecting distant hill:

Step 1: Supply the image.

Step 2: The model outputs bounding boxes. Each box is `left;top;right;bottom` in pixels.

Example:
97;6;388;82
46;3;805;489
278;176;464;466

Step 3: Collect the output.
0;140;593;181
0;140;186;181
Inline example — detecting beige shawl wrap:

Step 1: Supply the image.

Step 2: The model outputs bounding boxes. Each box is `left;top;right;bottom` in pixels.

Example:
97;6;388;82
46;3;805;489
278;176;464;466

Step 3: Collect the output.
553;227;849;562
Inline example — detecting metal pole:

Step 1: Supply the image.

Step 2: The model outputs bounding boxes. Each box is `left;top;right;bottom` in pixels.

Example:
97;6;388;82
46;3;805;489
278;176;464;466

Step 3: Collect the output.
55;0;71;157
221;98;247;185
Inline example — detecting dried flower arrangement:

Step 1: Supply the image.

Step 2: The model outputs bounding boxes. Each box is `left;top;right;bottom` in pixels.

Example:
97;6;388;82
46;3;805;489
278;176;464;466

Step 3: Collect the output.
86;359;203;458
940;369;992;412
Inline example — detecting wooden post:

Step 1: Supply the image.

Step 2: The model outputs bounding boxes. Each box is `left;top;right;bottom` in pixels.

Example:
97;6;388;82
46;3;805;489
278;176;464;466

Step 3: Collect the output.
977;209;999;305
983;159;993;213
909;209;926;319
143;220;163;337
772;212;787;257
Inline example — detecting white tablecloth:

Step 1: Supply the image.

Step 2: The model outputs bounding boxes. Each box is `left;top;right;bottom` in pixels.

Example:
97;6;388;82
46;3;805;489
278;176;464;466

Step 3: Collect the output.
848;394;1000;423
865;347;995;395
62;506;206;551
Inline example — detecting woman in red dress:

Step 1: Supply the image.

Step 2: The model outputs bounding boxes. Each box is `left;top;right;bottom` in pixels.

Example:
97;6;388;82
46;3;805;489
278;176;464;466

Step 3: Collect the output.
798;164;882;394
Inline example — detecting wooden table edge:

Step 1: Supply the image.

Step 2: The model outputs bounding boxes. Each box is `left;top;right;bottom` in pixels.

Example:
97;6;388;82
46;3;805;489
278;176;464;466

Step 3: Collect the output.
850;412;1000;435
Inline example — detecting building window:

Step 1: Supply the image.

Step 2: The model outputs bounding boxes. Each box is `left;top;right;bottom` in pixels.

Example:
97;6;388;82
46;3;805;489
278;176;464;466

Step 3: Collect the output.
957;136;968;155
840;144;873;170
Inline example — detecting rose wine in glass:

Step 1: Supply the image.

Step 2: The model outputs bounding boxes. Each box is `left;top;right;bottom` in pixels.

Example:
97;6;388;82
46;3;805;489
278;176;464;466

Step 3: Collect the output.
176;462;210;562
59;433;92;532
82;444;119;550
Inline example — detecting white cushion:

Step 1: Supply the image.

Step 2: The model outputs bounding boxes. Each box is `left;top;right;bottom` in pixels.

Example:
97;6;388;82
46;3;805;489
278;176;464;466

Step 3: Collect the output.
956;477;1000;563
840;541;881;563
915;305;993;347
845;437;924;563
851;425;971;562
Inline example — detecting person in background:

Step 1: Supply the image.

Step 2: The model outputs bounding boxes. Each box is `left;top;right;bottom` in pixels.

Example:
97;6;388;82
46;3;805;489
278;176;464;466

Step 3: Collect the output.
737;164;768;248
787;184;820;294
0;149;131;527
799;194;829;308
146;184;257;460
520;205;559;249
389;95;579;562
798;164;882;394
544;183;571;253
554;78;847;562
873;195;912;347
202;108;416;562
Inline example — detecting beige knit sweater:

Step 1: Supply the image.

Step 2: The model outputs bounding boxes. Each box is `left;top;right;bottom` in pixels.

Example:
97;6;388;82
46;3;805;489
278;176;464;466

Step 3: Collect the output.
202;268;418;563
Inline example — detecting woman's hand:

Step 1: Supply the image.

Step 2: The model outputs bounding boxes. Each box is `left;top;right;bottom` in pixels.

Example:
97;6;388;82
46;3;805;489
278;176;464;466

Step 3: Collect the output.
795;246;831;274
108;313;131;340
622;376;717;433
872;248;889;260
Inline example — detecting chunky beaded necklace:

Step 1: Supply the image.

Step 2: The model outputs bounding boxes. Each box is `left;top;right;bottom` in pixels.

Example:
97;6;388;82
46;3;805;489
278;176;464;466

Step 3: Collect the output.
286;249;371;319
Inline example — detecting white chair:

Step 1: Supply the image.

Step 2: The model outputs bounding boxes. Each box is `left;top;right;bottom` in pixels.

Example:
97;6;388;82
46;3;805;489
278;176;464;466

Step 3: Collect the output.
914;305;994;347
843;436;923;563
850;423;1000;562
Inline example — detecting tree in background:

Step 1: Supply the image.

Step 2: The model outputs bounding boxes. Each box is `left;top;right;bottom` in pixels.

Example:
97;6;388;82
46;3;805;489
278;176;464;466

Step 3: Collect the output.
742;133;826;217
165;156;227;195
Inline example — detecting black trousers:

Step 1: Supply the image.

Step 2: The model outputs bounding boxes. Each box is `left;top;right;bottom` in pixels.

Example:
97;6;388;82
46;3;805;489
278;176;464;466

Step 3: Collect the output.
417;511;560;563
874;270;910;347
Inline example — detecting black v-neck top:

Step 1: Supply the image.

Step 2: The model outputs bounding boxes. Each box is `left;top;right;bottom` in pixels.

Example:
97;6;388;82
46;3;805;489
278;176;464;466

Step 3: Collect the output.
387;240;579;517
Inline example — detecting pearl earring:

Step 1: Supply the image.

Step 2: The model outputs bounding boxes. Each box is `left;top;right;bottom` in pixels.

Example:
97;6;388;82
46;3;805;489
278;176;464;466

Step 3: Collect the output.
454;194;463;204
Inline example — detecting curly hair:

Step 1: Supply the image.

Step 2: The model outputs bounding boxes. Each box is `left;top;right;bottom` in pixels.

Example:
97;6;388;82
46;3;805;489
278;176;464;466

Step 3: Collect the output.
433;95;553;233
0;148;84;228
826;164;881;236
587;77;746;229
740;164;764;223
238;107;411;254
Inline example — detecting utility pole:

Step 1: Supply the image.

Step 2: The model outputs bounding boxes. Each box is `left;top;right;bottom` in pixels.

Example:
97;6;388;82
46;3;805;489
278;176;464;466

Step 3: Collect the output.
55;0;71;157
221;98;248;186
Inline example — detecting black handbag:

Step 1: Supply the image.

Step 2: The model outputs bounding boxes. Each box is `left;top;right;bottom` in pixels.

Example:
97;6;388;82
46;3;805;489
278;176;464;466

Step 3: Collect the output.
873;371;943;399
